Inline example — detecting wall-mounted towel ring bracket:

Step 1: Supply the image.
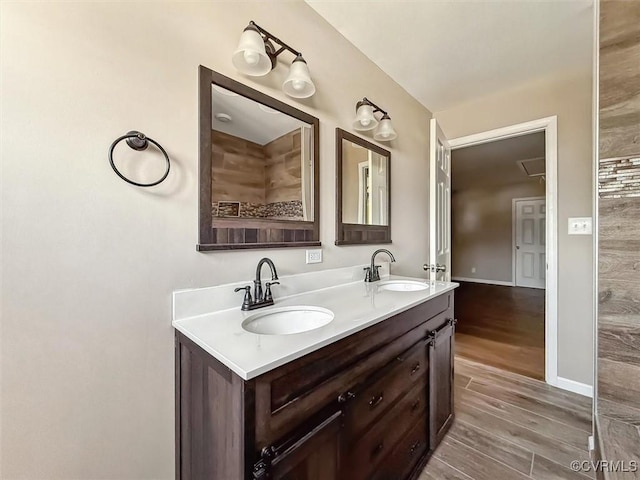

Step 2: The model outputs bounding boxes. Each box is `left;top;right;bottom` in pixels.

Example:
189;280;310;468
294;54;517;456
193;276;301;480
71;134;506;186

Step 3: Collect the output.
108;131;170;187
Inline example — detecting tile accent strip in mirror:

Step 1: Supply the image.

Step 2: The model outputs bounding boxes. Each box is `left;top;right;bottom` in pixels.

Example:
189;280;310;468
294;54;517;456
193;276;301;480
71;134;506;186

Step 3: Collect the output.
598;157;640;198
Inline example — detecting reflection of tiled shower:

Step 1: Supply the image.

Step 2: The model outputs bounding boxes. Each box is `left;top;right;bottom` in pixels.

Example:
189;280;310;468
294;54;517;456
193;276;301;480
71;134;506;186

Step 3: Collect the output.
595;0;640;467
211;127;311;220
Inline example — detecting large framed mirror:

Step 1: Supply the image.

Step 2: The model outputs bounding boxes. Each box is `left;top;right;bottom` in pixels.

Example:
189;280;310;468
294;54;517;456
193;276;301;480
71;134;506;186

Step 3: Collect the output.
335;128;391;245
198;66;320;251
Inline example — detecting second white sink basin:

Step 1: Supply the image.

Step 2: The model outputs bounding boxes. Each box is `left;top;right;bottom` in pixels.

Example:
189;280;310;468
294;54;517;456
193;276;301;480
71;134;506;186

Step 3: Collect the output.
377;280;430;292
242;306;334;335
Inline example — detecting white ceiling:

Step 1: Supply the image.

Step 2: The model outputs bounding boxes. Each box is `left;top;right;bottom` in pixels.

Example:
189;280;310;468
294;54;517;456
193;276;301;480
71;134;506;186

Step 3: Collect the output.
452;131;545;190
306;0;593;112
212;85;305;145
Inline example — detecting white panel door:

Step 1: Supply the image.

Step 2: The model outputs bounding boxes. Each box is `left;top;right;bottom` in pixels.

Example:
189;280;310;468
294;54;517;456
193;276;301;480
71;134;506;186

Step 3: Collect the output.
429;119;451;282
515;198;545;289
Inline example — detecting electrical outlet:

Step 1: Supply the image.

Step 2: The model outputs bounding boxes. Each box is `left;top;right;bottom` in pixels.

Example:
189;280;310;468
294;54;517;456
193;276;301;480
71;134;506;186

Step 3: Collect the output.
568;217;593;235
306;249;322;264
588;435;594;452
471;267;476;273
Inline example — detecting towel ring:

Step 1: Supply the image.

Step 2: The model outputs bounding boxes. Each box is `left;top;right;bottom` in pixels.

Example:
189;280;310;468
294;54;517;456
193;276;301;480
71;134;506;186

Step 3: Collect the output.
108;131;170;187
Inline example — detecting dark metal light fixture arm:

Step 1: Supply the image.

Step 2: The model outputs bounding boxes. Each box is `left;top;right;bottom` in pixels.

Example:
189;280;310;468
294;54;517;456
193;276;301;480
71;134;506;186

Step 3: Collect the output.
249;20;301;58
361;97;389;117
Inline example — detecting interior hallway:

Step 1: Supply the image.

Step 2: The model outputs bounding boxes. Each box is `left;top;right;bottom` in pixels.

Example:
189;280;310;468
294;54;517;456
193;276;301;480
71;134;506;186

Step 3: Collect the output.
420;357;593;480
454;281;545;380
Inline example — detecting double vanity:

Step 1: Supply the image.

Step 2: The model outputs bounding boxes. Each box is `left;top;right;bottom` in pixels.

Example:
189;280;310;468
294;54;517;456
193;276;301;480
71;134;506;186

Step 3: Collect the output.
173;261;457;480
182;61;456;480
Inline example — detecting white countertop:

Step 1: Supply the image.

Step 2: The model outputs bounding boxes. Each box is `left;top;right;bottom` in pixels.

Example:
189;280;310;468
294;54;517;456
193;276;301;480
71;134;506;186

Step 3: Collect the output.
173;276;458;380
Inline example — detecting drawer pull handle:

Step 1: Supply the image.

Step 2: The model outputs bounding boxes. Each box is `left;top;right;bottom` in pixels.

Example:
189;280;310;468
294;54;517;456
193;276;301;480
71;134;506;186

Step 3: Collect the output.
369;393;384;409
337;391;356;403
410;399;420;412
411;362;421;375
371;442;384;459
409;441;421;456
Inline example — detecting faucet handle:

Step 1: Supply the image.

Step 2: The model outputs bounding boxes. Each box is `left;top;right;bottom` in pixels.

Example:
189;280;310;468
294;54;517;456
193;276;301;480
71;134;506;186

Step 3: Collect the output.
265;281;280;302
234;286;253;310
363;266;372;282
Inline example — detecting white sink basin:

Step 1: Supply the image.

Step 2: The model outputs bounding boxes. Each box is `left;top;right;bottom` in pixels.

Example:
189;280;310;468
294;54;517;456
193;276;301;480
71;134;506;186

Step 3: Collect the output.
377;280;430;292
242;306;334;335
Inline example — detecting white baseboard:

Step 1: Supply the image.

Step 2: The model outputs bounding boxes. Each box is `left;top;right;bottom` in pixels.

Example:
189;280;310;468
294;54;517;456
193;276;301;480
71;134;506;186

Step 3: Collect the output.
556;376;593;398
452;276;514;287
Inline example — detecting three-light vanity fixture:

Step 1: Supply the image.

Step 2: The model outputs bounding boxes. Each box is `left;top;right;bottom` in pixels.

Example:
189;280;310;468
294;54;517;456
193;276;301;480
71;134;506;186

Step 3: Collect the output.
232;21;316;99
353;97;398;141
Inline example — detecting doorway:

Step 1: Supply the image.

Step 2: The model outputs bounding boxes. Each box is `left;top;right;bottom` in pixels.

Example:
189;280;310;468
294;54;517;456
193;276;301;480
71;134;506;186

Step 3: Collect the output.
430;116;558;385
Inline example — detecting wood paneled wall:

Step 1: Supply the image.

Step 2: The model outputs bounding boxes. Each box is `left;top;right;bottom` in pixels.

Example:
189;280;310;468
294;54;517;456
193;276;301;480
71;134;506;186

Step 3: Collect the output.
596;0;640;469
212;130;266;203
265;130;302;204
211;129;302;205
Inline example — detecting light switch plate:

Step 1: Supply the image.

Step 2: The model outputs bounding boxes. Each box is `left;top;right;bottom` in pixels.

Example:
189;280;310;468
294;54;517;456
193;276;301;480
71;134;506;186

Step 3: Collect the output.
568;217;593;235
306;249;322;264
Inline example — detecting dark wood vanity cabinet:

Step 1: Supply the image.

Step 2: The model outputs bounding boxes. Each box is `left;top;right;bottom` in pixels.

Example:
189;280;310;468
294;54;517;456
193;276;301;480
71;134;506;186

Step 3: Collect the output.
428;319;455;447
175;291;455;480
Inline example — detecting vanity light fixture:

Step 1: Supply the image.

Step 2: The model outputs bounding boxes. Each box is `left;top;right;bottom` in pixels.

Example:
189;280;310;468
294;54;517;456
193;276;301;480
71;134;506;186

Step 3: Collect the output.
232;21;316;99
353;97;398;141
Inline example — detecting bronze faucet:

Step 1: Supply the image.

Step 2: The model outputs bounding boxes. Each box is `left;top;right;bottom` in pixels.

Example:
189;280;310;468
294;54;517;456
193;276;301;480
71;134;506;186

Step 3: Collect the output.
364;249;396;282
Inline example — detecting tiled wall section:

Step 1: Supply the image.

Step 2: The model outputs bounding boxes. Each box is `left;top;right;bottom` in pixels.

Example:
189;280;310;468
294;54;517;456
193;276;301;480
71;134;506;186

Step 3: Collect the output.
212;200;303;219
212;130;266;203
599;157;640;198
264;130;303;204
211;129;303;219
596;0;640;470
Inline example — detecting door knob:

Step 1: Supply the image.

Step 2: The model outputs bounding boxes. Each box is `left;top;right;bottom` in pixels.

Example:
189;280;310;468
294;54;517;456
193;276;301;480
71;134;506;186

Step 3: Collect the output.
424;264;446;273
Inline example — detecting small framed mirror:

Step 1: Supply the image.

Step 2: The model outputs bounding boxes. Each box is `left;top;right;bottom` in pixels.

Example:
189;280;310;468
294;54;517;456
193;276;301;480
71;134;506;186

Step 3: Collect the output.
198;66;320;251
335;128;391;245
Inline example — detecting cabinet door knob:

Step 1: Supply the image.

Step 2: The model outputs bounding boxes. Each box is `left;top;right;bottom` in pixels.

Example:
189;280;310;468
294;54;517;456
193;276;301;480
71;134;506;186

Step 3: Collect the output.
410;362;421;375
368;393;384;409
337;391;356;403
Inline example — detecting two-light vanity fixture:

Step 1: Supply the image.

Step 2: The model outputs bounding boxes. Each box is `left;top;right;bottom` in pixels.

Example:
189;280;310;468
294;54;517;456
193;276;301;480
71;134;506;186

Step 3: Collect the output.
232;21;316;99
353;97;398;142
232;22;396;140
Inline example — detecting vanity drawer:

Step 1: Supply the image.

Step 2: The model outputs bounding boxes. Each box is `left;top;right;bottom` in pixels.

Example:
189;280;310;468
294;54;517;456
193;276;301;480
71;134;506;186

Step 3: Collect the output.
253;293;453;447
346;381;427;480
371;414;428;480
345;339;427;439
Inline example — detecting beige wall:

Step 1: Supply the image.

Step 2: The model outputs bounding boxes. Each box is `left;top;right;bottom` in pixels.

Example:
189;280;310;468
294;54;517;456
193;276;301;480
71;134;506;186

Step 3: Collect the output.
0;1;432;478
452;182;545;283
436;69;595;385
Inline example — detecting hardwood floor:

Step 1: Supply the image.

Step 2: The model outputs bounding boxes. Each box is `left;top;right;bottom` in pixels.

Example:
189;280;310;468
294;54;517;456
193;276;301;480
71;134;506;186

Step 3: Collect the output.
454;281;545;380
420;357;594;480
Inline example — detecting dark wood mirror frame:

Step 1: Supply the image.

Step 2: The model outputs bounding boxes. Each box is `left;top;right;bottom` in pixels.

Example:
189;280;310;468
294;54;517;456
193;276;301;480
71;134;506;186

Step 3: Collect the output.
197;66;320;251
335;128;392;245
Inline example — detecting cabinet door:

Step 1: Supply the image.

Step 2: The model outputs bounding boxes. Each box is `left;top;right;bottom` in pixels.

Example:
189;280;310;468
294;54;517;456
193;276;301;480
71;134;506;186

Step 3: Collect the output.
428;319;455;448
252;410;342;480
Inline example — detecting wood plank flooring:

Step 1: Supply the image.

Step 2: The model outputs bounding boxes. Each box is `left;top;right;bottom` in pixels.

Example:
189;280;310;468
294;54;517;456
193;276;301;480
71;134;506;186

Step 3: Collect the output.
454;281;545;380
420;357;593;480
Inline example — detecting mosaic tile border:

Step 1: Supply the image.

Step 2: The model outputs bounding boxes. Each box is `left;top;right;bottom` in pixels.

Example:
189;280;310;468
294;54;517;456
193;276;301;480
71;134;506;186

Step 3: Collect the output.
599;156;640;198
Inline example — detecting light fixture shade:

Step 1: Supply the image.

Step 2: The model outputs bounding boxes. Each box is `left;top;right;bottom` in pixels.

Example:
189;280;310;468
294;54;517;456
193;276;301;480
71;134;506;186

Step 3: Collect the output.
373;114;397;141
282;55;316;98
353;102;378;131
232;25;272;76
